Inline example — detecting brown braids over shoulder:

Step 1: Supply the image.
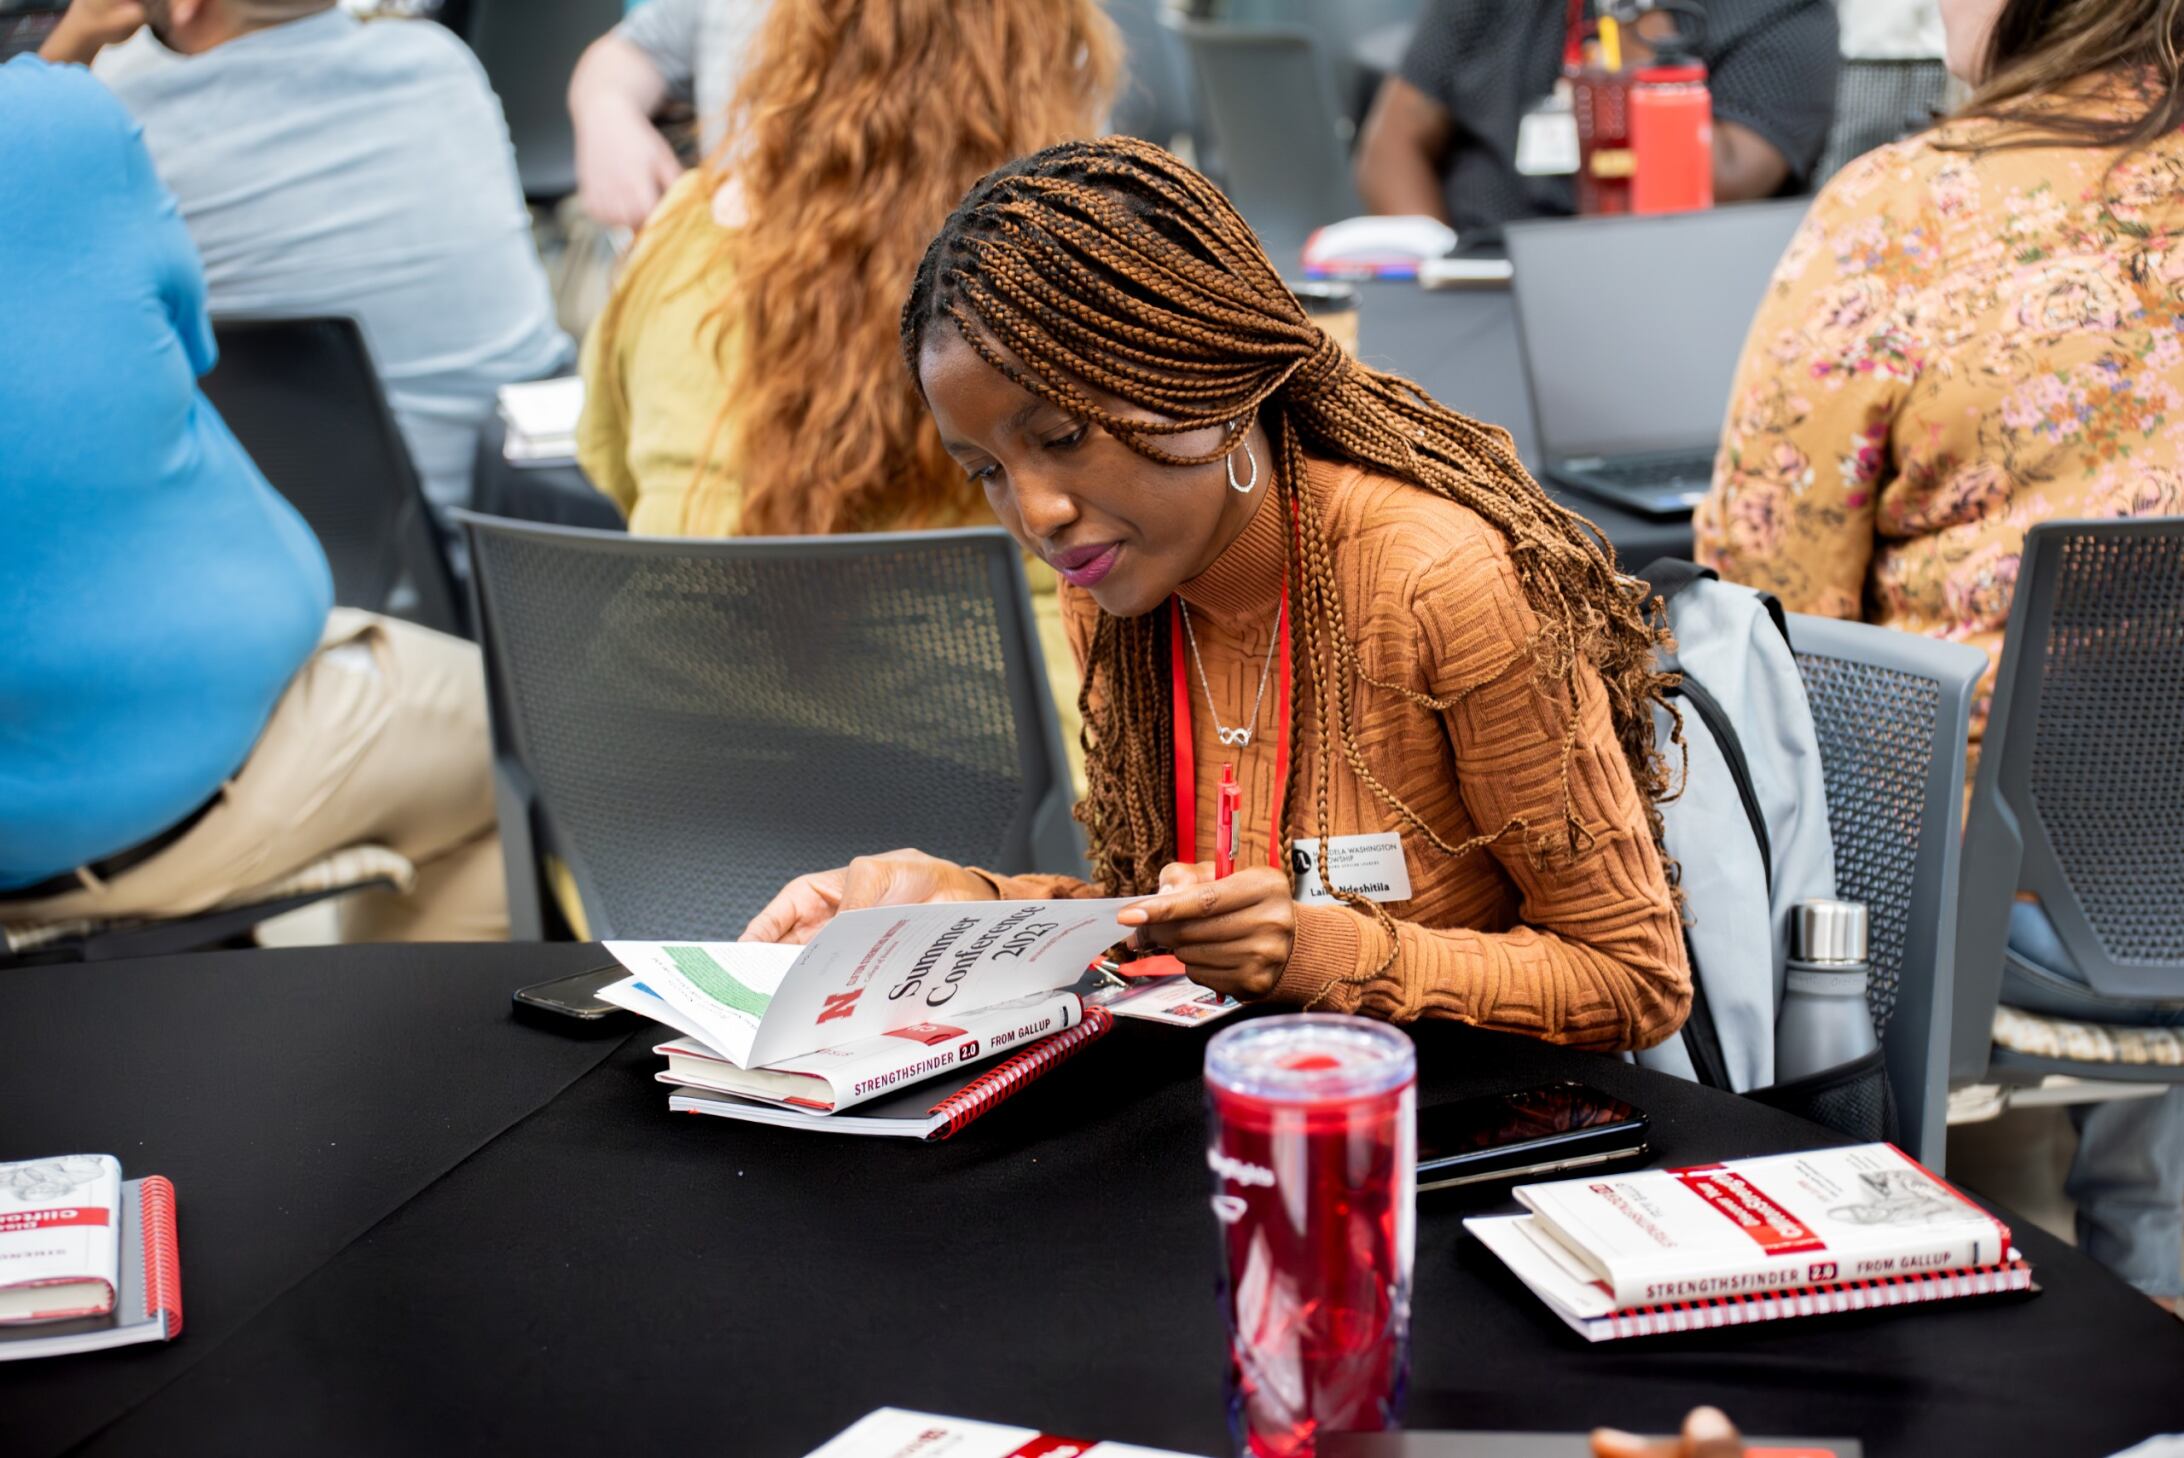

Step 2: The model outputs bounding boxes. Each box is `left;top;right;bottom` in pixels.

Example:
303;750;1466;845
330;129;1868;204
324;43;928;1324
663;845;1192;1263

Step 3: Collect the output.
902;139;1681;975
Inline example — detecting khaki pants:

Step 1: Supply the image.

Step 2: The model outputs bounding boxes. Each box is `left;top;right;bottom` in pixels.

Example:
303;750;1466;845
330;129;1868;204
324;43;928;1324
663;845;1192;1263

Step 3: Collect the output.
0;609;506;943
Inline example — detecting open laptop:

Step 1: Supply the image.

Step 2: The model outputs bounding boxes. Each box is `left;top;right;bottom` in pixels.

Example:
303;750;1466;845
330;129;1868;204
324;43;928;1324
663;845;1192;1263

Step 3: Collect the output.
0;0;67;61
1507;200;1810;518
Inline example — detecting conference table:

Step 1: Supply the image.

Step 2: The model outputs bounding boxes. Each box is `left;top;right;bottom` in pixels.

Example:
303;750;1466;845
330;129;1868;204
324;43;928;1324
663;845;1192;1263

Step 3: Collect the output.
7;943;2181;1457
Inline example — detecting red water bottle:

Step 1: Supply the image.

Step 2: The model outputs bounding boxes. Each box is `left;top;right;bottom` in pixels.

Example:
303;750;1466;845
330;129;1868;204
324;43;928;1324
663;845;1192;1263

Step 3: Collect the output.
1630;23;1713;215
1206;1015;1417;1456
1569;4;1633;215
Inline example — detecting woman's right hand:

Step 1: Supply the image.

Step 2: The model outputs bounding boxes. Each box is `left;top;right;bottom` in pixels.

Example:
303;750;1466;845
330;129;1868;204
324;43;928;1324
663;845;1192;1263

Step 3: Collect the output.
740;849;996;945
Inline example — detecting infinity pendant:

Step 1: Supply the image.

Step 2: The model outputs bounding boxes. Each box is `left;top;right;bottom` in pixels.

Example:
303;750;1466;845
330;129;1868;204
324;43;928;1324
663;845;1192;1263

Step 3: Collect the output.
1216;727;1254;747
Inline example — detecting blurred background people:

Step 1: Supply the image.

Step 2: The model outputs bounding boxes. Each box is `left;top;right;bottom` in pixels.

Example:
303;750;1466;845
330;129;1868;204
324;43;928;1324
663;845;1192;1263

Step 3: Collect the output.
1697;0;2184;1308
576;0;1118;782
567;0;761;229
0;53;504;943
44;0;571;532
1355;0;1839;236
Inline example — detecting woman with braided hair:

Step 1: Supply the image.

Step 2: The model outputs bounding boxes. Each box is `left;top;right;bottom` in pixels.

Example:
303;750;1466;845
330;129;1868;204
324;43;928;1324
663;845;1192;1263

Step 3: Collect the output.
745;139;1691;1051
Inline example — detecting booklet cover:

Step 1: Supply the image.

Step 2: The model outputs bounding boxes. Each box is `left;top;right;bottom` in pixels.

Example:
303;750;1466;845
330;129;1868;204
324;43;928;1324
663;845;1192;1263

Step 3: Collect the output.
0;1154;121;1323
605;897;1136;1069
1513;1143;2013;1311
804;1407;1207;1458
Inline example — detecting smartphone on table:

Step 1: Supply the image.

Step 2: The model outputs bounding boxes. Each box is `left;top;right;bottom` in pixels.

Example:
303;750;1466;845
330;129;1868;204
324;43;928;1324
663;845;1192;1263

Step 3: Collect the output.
1416;1080;1649;1191
512;964;630;1021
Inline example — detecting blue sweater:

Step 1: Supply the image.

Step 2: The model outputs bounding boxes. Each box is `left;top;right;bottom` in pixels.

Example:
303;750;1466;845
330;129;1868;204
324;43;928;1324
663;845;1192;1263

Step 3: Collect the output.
0;57;332;890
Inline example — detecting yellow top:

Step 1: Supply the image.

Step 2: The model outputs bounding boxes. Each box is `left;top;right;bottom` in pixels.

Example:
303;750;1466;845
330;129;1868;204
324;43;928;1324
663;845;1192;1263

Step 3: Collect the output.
578;172;744;537
1697;72;2184;756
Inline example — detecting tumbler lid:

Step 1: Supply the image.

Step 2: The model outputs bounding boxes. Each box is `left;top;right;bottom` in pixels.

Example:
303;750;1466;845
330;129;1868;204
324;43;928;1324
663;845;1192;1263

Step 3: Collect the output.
1205;1014;1416;1105
1791;899;1869;964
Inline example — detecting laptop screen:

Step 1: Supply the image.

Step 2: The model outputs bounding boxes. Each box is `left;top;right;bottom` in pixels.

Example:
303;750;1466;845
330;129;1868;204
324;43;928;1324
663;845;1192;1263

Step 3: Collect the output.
1507;200;1810;461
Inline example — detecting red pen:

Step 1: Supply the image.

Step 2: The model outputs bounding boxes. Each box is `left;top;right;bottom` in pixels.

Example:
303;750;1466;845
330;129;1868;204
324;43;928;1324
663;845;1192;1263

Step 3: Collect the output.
1214;762;1241;879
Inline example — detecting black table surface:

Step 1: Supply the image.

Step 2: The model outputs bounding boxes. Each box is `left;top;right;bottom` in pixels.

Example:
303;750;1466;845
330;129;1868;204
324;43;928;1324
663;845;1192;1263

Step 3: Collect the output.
1353;280;1695;570
6;943;2179;1457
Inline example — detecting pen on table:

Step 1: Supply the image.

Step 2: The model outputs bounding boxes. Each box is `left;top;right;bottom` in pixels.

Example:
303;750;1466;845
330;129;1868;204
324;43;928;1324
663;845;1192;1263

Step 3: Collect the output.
1214;761;1241;880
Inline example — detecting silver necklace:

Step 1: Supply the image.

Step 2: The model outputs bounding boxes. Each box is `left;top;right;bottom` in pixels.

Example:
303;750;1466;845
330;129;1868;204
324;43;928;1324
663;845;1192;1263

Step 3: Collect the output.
1177;598;1283;749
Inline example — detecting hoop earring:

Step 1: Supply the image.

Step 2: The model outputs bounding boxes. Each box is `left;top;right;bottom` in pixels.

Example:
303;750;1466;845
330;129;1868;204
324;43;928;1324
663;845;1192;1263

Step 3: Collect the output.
1226;438;1260;494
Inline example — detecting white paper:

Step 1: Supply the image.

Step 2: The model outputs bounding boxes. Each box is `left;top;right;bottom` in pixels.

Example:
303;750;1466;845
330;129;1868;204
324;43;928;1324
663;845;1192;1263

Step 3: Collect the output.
607;898;1133;1069
1100;975;1243;1028
804;1408;1206;1458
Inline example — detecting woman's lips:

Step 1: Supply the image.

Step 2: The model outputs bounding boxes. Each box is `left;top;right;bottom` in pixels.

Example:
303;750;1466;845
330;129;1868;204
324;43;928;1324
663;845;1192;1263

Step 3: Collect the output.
1051;542;1122;588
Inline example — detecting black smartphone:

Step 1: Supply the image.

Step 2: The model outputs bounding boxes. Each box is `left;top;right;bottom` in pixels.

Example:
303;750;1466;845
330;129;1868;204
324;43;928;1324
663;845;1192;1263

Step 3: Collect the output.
512;965;630;1021
1416;1080;1649;1191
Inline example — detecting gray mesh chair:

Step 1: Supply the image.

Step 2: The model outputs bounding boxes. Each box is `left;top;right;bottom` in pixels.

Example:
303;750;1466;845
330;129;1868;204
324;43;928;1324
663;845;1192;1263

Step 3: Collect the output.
1789;614;1989;1169
1815;59;1950;186
1109;0;1201;152
200;316;465;636
1954;517;2184;1086
1165;17;1361;268
464;0;623;203
460;516;1084;941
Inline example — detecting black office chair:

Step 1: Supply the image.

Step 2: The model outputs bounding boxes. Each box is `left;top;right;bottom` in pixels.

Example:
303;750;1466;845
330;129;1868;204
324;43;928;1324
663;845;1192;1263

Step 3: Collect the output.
201;315;465;635
460;516;1086;941
465;0;626;204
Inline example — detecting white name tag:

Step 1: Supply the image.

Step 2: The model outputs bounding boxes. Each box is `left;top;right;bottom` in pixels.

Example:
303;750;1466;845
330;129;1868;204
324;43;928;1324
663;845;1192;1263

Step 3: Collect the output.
1290;833;1413;905
1515;101;1581;178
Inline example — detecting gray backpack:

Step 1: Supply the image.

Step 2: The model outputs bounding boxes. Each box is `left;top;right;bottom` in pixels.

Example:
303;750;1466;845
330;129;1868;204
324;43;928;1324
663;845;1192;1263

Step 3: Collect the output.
1633;561;1836;1092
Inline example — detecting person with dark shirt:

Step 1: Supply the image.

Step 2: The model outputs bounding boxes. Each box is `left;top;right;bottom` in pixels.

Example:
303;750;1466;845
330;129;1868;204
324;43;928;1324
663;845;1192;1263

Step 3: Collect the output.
1356;0;1839;236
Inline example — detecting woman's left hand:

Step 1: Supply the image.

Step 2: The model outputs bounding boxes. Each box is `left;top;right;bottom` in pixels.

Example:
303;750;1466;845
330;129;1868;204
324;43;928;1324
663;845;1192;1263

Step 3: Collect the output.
1117;862;1295;1000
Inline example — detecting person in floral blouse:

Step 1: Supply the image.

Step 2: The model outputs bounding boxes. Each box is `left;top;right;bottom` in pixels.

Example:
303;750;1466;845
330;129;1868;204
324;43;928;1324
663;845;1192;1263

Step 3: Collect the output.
1698;0;2184;1310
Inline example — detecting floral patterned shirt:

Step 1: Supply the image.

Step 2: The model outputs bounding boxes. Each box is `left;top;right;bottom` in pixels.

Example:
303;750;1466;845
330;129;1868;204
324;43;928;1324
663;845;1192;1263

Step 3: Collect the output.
1695;73;2184;747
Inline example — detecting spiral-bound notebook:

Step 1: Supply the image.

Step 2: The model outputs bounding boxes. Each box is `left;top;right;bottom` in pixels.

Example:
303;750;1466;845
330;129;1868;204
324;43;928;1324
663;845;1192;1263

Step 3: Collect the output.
668;1007;1115;1140
0;1177;183;1362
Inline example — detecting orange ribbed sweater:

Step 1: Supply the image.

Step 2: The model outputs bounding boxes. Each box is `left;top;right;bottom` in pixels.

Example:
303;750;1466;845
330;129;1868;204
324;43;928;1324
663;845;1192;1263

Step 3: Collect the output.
984;456;1690;1053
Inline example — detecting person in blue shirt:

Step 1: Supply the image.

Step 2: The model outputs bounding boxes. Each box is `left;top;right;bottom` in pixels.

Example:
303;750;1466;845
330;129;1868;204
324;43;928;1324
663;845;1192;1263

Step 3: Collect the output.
0;54;505;942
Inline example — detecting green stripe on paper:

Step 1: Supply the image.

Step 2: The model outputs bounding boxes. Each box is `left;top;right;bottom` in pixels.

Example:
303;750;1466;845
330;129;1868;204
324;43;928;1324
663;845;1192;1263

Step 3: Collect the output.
665;945;773;1018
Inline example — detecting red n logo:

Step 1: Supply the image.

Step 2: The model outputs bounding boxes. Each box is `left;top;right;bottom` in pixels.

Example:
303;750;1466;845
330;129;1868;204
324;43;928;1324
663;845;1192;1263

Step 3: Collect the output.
816;990;862;1025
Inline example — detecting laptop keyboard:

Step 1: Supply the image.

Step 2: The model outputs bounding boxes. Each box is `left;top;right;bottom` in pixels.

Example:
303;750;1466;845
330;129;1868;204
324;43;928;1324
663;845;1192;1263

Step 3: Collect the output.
1584;452;1717;488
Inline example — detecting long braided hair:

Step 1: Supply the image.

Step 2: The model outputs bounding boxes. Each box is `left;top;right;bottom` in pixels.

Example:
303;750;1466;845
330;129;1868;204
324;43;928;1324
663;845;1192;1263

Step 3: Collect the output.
902;140;1679;964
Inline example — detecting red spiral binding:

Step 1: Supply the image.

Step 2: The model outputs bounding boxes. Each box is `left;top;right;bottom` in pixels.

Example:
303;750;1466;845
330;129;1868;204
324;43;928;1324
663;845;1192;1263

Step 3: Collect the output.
136;1176;183;1340
1606;1256;2030;1338
928;1007;1116;1140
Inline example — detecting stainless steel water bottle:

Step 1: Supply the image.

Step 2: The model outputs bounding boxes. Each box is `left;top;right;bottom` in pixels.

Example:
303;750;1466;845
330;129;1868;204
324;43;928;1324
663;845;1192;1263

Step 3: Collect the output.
1774;899;1881;1083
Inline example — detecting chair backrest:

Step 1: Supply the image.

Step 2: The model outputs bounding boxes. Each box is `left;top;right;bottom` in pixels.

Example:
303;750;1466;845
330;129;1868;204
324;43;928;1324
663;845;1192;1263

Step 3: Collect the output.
1787;614;1987;1170
1107;0;1200;151
1815;58;1950;186
1165;17;1360;267
1953;517;2184;1077
460;516;1085;941
201;316;464;635
464;0;623;203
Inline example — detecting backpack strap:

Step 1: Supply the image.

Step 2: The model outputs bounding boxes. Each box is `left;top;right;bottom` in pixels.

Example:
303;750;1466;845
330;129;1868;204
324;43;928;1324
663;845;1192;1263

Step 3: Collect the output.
1635;557;1718;607
1638;557;1792;646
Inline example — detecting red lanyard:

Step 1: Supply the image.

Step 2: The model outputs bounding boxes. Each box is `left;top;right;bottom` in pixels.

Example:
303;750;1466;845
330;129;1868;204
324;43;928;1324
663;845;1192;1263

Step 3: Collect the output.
1169;583;1291;871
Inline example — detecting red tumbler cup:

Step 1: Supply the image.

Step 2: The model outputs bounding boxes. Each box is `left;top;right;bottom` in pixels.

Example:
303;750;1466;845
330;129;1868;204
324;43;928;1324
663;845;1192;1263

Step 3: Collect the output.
1205;1015;1418;1457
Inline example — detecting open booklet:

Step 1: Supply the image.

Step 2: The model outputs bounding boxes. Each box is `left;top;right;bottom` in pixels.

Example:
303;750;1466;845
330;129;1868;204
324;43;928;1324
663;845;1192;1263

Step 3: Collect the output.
603;898;1142;1070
